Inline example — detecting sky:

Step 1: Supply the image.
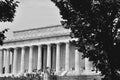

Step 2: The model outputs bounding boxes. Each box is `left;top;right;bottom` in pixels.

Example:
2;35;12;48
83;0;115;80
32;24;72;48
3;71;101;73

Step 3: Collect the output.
0;0;61;39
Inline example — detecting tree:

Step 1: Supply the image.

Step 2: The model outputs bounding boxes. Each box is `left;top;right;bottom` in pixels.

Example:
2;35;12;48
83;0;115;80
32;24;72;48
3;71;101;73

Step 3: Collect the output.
0;0;19;45
51;0;120;80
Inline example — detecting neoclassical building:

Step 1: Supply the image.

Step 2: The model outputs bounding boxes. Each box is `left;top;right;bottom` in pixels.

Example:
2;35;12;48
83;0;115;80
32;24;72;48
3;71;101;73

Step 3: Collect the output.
0;25;97;76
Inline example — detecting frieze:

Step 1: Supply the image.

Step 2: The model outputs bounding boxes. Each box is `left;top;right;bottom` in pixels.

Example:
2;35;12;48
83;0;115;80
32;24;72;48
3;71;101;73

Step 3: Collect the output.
13;25;70;39
2;35;71;49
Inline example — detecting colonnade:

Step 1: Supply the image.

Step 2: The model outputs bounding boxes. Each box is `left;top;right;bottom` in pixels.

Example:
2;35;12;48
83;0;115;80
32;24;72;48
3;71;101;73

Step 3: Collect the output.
0;42;92;75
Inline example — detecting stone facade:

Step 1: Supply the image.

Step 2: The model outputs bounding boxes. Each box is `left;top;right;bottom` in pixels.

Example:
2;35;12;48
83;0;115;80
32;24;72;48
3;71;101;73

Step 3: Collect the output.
0;25;99;76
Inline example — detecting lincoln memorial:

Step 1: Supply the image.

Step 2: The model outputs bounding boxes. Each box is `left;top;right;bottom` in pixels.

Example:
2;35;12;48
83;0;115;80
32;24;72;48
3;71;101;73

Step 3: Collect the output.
0;25;98;76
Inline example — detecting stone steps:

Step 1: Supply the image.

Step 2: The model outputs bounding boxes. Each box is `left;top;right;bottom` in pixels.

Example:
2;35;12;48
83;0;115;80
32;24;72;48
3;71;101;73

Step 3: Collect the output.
52;75;102;80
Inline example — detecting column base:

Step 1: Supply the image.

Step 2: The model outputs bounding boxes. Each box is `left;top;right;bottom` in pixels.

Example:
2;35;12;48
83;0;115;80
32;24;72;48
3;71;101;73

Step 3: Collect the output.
81;70;100;75
55;71;61;75
67;71;80;76
56;70;82;76
0;74;5;77
0;73;14;77
59;70;69;76
74;71;81;75
17;72;24;76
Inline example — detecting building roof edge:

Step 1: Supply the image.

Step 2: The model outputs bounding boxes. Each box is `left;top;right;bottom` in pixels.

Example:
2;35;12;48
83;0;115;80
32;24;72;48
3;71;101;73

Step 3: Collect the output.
13;25;61;33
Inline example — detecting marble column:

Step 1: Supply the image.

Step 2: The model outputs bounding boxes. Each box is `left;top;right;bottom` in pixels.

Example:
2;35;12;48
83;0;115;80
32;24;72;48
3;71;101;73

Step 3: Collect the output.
10;51;13;65
75;49;80;72
28;46;33;73
56;43;60;72
20;47;25;73
47;44;51;68
85;58;91;72
37;45;42;70
43;46;47;69
0;49;3;74
9;51;13;73
65;42;69;71
3;50;6;68
3;50;7;74
52;45;56;70
83;58;97;75
5;49;10;74
13;48;17;74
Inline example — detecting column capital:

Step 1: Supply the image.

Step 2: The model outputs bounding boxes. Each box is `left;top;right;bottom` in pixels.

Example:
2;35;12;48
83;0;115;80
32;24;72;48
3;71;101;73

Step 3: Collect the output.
56;42;61;46
29;45;34;48
66;41;69;44
38;45;42;47
52;44;56;48
6;48;10;52
6;48;10;50
14;47;19;50
21;46;26;49
13;47;18;52
47;43;51;46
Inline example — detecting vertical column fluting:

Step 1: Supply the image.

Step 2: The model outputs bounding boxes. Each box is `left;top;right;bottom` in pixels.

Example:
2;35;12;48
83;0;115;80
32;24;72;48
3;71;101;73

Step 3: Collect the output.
28;46;33;73
3;50;7;73
75;49;80;72
65;42;69;71
0;49;3;74
47;44;51;68
13;48;17;74
43;46;47;69
5;49;10;74
52;45;56;70
56;43;60;72
37;45;42;70
9;51;13;73
20;47;25;73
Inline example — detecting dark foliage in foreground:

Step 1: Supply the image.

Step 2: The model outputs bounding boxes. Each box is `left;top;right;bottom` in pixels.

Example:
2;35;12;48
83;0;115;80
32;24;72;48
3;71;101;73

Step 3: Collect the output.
51;0;120;80
0;0;19;45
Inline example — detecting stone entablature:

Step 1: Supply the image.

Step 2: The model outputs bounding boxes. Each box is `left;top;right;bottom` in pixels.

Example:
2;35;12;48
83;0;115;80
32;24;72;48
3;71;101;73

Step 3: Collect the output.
2;35;70;49
2;25;71;49
6;25;70;42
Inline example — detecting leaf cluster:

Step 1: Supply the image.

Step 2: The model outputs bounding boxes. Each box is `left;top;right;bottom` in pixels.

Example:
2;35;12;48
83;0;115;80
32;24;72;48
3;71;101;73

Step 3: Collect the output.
0;0;19;22
51;0;120;79
0;29;8;45
0;0;19;45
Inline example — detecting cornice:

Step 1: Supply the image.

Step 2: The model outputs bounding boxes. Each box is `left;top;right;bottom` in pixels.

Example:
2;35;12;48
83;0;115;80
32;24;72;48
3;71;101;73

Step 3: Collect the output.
4;32;70;43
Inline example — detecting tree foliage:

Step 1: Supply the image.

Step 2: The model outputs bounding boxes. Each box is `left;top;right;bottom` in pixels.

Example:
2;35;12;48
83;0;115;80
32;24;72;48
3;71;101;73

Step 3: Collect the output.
0;0;19;45
51;0;120;80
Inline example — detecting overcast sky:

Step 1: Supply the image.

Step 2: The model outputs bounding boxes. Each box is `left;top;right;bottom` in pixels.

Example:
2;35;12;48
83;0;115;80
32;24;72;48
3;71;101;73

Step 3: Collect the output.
0;0;61;38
